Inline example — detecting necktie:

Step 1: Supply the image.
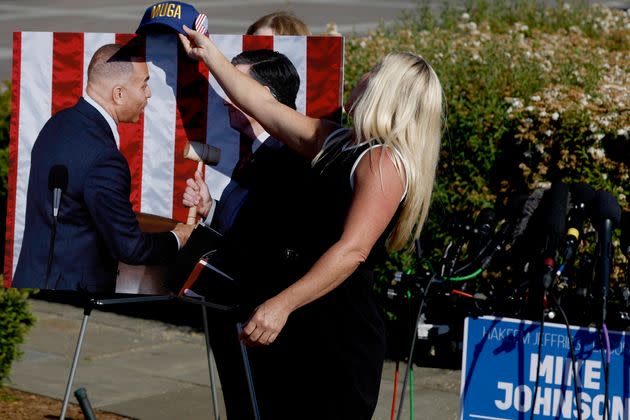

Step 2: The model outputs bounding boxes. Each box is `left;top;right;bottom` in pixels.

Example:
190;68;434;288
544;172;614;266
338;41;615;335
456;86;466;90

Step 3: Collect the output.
233;134;254;183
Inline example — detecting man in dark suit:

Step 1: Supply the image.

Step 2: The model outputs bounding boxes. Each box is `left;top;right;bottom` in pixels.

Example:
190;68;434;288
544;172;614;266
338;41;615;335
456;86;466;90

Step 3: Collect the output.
183;49;311;296
182;49;311;420
184;49;308;235
13;43;193;293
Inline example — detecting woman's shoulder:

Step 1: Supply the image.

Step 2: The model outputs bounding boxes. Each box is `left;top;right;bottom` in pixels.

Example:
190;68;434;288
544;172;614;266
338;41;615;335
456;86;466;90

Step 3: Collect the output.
351;142;408;198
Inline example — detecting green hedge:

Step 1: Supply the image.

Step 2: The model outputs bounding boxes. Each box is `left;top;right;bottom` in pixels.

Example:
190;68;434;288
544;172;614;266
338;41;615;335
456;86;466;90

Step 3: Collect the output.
0;81;10;199
0;288;34;386
344;1;629;279
0;75;30;387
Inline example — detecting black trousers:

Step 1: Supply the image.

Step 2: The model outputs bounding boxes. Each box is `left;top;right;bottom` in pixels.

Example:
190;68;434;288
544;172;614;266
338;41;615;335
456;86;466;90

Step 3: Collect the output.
206;310;256;420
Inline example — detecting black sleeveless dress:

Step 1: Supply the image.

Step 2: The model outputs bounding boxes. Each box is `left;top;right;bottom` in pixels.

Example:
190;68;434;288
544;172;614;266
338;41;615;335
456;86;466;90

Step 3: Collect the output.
247;129;393;420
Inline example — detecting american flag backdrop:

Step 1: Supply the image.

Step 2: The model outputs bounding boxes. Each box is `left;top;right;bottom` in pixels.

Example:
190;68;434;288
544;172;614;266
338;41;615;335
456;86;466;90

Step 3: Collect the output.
4;32;344;289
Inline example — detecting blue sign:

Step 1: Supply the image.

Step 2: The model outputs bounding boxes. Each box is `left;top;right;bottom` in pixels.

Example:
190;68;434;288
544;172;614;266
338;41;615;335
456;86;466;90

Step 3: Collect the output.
460;316;630;420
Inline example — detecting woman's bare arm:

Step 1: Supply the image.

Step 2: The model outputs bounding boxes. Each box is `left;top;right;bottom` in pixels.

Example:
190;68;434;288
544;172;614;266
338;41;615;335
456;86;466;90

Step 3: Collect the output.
241;147;405;345
179;26;339;159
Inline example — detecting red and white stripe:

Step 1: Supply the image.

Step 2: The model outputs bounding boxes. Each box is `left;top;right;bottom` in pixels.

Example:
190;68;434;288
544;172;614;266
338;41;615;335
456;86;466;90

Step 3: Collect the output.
4;32;344;288
194;13;209;36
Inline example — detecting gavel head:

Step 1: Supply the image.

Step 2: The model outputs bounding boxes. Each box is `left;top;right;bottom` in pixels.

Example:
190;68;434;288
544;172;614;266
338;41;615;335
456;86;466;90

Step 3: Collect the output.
184;141;221;166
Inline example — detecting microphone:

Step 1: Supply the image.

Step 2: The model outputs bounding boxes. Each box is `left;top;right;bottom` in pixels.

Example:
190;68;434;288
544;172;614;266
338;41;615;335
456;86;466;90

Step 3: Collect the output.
542;182;569;261
440;213;472;277
512;188;545;240
463;208;497;262
499;193;530;241
451;194;527;276
524;182;568;319
414;238;423;260
48;165;68;219
557;184;595;273
543;182;569;288
590;190;621;325
46;165;68;283
474;208;497;237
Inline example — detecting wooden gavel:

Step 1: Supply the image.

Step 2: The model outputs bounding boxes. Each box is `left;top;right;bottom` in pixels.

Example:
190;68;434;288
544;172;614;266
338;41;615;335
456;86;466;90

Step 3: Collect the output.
184;141;221;225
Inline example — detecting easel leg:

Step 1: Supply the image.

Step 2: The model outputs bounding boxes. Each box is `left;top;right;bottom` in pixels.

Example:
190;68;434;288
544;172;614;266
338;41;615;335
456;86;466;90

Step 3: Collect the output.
60;302;93;420
236;322;261;420
201;301;221;420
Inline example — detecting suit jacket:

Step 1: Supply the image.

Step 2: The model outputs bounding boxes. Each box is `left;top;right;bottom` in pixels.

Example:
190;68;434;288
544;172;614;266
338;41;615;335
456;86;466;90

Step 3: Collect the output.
213;136;285;234
12;98;178;293
212;136;313;297
193;136;312;420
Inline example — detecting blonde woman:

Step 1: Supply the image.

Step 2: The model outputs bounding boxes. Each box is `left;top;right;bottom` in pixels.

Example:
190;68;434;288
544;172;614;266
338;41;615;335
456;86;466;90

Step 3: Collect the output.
180;26;443;419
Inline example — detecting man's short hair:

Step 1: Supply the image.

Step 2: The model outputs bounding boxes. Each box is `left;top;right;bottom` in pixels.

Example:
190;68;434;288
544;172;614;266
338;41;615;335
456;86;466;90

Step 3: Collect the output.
231;50;300;110
87;42;144;85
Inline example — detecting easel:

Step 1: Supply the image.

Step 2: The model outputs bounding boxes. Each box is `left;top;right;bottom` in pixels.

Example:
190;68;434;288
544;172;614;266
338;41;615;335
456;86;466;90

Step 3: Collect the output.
59;294;260;420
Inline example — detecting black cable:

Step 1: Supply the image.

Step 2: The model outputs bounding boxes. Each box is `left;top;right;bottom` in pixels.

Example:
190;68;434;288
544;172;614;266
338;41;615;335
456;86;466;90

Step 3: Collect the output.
604;342;610;420
395;273;434;420
597;331;610;420
446;242;464;279
452;224;504;276
605;347;610;420
550;293;582;420
451;242;493;276
529;299;546;420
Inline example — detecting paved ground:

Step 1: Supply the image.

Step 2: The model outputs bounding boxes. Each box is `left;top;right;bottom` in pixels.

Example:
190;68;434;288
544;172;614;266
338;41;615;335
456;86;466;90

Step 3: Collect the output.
8;298;461;419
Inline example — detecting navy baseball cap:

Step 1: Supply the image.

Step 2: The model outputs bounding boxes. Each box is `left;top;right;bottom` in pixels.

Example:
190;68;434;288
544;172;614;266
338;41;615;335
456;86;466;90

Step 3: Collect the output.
136;1;208;36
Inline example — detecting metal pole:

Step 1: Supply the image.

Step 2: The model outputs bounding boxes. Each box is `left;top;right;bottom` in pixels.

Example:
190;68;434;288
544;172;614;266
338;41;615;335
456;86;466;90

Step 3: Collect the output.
201;301;221;420
236;322;260;420
60;303;92;420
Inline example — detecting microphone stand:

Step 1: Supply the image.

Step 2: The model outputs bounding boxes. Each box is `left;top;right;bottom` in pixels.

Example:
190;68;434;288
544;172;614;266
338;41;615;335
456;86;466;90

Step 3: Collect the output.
598;218;613;327
46;216;57;282
596;218;613;420
395;272;435;420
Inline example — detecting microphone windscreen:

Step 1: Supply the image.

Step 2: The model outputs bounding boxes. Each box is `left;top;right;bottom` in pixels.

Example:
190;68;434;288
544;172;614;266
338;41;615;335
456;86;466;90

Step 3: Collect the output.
506;194;529;219
570;183;595;207
566;183;594;232
591;190;621;226
545;182;569;236
541;182;569;258
48;165;68;191
498;193;528;240
523;189;545;219
512;189;545;239
475;208;496;237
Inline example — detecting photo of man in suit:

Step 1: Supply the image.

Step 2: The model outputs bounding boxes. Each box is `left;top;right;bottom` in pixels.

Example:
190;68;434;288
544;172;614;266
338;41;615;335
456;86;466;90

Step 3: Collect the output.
185;49;310;237
181;49;312;420
12;43;193;293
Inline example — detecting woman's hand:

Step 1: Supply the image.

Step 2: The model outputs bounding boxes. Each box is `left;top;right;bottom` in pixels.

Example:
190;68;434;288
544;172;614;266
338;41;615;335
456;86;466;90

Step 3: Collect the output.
241;296;291;346
182;169;212;218
179;25;212;62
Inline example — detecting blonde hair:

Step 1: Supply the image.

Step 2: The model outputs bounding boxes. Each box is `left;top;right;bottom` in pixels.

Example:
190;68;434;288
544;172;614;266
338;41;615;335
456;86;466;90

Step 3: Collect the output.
351;52;444;252
246;11;311;36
